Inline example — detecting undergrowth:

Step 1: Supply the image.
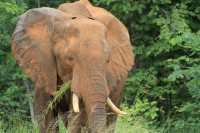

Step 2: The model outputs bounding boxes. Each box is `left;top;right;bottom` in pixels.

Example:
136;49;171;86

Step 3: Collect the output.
1;82;199;133
43;80;72;122
0;116;156;133
0;80;157;133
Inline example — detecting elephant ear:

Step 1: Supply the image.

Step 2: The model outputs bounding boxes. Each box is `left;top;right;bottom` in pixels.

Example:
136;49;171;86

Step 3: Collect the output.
94;15;134;91
10;8;69;95
79;0;134;91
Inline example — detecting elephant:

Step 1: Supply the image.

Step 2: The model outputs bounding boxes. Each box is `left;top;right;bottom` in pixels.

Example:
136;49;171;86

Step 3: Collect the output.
10;0;134;133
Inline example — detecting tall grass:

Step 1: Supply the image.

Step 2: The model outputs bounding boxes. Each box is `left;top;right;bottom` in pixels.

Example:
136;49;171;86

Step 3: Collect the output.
0;117;156;133
0;81;157;133
1;112;198;133
0;117;67;133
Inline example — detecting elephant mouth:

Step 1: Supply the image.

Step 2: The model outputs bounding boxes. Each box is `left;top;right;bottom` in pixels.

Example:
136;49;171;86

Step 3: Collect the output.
72;92;127;115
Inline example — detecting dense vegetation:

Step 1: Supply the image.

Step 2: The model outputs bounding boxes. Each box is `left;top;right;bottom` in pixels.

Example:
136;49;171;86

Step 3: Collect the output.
0;0;199;132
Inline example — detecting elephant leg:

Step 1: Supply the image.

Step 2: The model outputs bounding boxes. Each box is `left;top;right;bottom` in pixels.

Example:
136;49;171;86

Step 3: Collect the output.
67;100;88;133
106;92;121;132
34;87;58;133
106;80;126;132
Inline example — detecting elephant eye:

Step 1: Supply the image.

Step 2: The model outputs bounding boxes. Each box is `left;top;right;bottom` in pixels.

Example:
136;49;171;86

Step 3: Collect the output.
66;55;74;65
71;17;77;19
88;17;95;20
67;56;73;61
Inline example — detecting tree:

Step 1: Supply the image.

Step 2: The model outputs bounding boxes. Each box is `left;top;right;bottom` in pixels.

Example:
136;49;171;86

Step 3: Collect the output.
0;0;29;125
93;0;200;132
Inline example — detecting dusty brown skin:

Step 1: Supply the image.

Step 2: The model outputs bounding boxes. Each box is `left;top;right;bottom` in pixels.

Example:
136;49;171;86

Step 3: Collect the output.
10;0;134;133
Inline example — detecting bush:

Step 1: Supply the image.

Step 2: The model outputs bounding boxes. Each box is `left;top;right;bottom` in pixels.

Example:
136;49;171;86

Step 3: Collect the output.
0;0;29;126
93;0;200;132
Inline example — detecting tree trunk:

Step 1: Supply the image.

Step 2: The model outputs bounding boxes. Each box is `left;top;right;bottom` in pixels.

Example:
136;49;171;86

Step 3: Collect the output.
24;80;35;124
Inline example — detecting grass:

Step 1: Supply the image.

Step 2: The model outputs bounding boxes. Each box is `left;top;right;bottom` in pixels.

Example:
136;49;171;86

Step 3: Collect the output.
0;81;158;133
1;85;199;133
46;81;72;111
0;119;66;133
0;115;158;133
1;118;199;133
4;82;199;133
0;119;38;133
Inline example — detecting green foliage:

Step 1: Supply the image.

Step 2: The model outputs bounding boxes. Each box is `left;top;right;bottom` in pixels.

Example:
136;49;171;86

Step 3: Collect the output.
120;100;159;129
46;81;72;112
1;0;200;132
0;111;158;133
0;0;29;126
22;0;75;8
0;118;68;133
93;0;200;132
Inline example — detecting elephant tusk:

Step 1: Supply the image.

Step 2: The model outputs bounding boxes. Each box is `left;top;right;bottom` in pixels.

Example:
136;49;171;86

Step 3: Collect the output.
72;93;80;113
106;98;127;115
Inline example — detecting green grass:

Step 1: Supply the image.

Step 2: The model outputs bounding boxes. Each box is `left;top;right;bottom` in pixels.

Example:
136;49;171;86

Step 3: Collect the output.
0;120;38;133
0;81;158;133
46;81;72;112
1;113;198;133
0;116;157;133
0;118;66;133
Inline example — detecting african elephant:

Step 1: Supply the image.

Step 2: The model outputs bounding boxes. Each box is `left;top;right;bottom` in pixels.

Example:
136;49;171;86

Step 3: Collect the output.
10;0;134;133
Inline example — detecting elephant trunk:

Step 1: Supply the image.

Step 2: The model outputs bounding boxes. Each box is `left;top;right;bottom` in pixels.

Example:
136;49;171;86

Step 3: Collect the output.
83;74;107;133
71;61;127;132
85;93;106;132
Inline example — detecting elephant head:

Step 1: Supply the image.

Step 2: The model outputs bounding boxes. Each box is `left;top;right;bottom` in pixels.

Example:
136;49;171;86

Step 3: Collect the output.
10;1;134;132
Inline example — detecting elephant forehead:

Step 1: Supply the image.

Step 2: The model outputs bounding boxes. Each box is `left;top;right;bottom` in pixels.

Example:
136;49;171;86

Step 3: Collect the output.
78;40;107;60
